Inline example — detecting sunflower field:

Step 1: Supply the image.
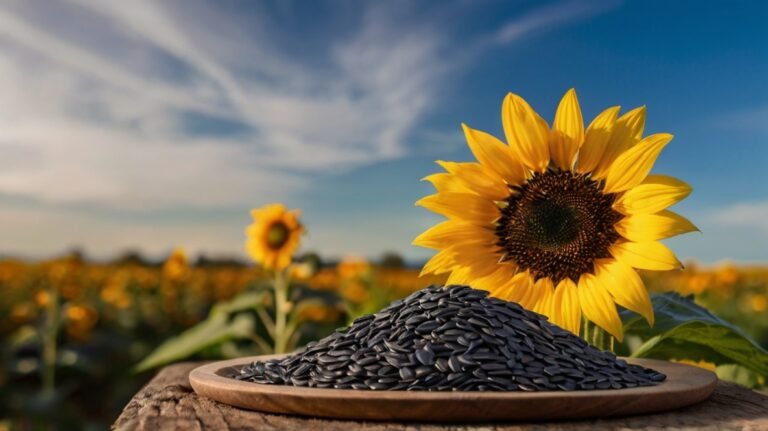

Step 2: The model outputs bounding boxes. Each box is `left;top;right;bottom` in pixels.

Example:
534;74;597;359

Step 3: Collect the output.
0;250;766;429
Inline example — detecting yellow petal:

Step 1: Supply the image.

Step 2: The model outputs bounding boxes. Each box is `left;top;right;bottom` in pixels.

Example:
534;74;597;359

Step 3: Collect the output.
613;175;692;215
609;241;682;271
461;124;527;184
474;266;516;295
576;106;620;174
501;93;550;172
436;161;510;200
416;192;499;223
503;271;537;308
250;203;287;219
593;106;646;179
603;133;673;194
422;173;470;194
615;210;699;242
550;88;584;170
446;266;473;285
578;272;624;341
596;259;654;326
413;220;494;249
554;278;581;335
421;248;455;276
532;277;556;319
448;242;504;278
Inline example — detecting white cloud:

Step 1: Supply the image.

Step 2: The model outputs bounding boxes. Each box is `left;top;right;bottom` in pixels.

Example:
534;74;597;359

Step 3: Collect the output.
707;201;768;236
0;0;448;210
0;0;622;258
493;0;620;45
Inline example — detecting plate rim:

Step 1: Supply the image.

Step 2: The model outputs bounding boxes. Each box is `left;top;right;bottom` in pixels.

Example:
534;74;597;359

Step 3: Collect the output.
189;355;717;421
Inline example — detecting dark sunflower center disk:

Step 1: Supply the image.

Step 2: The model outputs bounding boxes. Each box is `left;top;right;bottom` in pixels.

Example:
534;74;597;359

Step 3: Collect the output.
266;222;290;249
527;200;581;247
496;170;622;283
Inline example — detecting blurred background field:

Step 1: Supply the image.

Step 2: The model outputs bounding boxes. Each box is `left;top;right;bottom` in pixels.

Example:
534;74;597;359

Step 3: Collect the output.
1;251;766;429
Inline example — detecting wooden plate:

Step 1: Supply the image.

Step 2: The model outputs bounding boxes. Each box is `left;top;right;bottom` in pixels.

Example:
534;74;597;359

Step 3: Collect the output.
189;355;716;422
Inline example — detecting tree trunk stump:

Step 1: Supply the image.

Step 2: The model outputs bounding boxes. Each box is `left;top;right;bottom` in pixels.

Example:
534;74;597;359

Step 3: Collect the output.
113;361;768;431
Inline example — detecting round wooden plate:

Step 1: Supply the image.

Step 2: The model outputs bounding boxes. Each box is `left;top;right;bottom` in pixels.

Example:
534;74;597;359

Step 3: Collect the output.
189;355;717;422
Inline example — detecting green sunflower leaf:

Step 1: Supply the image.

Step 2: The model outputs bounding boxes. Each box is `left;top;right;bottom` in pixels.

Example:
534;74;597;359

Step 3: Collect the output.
133;290;266;372
621;292;768;378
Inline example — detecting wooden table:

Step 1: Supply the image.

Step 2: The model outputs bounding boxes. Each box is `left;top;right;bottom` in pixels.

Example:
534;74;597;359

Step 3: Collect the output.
113;361;768;430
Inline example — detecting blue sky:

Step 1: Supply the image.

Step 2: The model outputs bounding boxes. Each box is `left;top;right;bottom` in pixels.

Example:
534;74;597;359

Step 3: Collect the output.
0;0;766;263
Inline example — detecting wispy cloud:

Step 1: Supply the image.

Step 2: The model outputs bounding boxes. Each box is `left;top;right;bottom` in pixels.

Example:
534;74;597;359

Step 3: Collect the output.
666;201;768;264
707;200;768;236
0;0;621;257
493;0;620;45
714;105;768;134
0;0;449;210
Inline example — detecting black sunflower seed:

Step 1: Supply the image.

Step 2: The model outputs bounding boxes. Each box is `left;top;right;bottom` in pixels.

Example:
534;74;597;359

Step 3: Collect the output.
234;285;665;392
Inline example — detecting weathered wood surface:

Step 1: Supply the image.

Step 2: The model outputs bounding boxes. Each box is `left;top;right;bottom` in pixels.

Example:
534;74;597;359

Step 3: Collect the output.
113;361;768;431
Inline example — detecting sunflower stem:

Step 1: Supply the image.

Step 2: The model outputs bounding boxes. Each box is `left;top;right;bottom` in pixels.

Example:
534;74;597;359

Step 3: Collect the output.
41;283;59;396
581;318;614;352
273;269;289;354
594;326;606;351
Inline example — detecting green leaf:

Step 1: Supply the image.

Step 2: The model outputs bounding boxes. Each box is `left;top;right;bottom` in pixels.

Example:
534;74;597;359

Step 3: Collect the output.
716;364;765;389
133;290;266;372
622;292;768;377
212;290;269;315
133;313;254;372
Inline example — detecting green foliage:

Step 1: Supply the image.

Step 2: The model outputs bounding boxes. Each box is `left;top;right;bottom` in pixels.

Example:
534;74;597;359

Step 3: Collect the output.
134;291;266;372
379;251;406;268
716;364;765;388
622;292;768;382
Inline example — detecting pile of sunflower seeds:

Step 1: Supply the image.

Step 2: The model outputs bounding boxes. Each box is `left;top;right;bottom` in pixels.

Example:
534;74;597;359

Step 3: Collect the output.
235;285;665;391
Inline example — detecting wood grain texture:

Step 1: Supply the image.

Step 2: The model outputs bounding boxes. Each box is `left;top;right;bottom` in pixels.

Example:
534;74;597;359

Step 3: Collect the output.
113;361;768;431
188;355;716;422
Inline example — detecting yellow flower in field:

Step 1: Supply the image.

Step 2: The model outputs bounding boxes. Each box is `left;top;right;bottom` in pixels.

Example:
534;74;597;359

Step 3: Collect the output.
35;290;51;307
245;203;304;271
337;256;371;280
163;247;189;281
307;268;339;291
341;280;369;304
715;263;739;286
414;89;696;340
674;359;716;371
10;302;36;324
290;262;315;280
750;294;767;313
65;303;99;340
297;301;342;323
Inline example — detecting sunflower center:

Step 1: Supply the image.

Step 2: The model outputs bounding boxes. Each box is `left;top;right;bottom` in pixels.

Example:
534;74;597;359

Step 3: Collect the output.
496;170;622;283
266;222;290;250
527;200;580;247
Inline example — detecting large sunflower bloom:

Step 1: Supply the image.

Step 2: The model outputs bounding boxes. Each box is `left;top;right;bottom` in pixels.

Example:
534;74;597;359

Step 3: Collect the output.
246;203;304;271
414;89;696;341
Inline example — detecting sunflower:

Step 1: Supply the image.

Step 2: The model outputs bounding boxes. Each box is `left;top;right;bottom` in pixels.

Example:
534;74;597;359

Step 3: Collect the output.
414;89;696;340
162;247;189;281
246;203;304;271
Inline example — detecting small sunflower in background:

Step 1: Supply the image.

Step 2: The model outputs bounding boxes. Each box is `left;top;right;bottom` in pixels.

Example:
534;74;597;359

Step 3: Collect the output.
245;203;305;353
414;89;696;342
163;247;189;282
246;203;304;271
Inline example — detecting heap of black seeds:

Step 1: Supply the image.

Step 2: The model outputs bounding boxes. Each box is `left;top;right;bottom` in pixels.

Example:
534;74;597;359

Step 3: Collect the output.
235;285;665;391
